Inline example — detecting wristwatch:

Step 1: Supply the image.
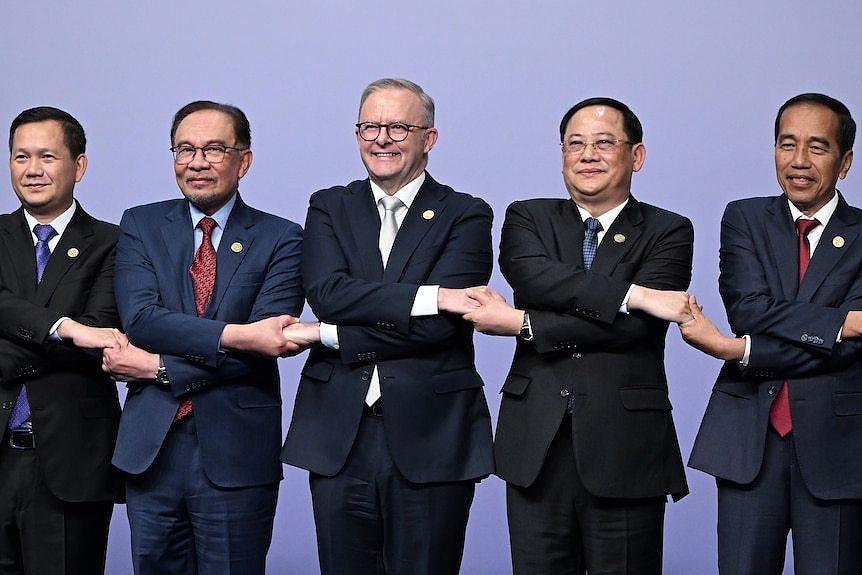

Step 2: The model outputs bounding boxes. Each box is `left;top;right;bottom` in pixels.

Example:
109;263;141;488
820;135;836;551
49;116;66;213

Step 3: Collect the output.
155;355;171;387
518;311;534;342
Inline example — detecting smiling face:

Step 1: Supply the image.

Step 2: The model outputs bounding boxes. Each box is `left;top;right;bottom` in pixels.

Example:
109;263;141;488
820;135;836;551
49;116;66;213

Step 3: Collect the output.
561;105;645;216
356;87;438;195
173;109;252;215
10;120;86;222
775;103;853;216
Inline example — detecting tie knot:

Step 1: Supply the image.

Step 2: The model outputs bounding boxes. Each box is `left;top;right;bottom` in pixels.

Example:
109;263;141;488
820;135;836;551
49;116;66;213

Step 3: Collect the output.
380;195;404;213
198;217;217;236
584;217;602;233
796;218;820;237
33;223;57;242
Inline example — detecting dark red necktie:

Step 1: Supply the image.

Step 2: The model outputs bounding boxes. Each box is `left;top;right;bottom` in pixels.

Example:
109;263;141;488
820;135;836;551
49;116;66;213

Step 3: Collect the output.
175;217;217;422
769;217;820;436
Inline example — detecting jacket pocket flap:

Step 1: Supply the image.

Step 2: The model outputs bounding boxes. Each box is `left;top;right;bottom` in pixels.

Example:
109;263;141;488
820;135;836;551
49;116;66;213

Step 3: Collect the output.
432;369;485;394
714;380;755;399
620;387;672;411
500;373;531;397
833;392;862;415
301;361;334;382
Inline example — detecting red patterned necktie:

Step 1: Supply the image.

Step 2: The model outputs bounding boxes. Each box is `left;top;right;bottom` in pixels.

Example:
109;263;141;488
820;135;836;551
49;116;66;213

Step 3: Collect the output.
769;217;820;436
175;216;218;422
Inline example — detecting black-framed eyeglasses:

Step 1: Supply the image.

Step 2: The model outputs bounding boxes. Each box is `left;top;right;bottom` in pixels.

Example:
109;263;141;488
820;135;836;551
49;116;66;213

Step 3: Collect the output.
561;139;632;155
170;144;247;165
355;122;430;142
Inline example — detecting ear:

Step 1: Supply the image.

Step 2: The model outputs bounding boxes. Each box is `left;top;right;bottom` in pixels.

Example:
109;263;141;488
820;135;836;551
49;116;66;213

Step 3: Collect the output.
422;128;439;154
631;143;646;173
839;149;853;179
74;154;88;183
237;149;253;179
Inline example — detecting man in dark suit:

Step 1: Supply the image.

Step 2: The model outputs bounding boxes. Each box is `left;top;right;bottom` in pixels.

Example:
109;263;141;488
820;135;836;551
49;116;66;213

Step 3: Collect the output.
0;106;124;573
463;98;693;574
101;101;304;574
280;78;495;575
682;93;862;574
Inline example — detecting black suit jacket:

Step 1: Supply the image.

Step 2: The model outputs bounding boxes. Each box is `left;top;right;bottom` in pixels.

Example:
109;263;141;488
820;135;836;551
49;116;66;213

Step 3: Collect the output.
494;197;691;500
281;174;495;483
0;204;123;503
689;194;862;499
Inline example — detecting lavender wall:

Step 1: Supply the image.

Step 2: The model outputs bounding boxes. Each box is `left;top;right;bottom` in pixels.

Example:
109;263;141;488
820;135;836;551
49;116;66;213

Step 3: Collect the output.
3;1;861;572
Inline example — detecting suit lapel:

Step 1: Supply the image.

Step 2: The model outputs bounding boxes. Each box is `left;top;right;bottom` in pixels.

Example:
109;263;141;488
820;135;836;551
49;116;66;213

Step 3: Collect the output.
555;200;587;266
383;176;447;282
160;201;196;314
208;195;254;317
0;209;39;297
35;207;96;306
763;197;799;301
798;193;860;302
344;181;386;280
590;196;644;275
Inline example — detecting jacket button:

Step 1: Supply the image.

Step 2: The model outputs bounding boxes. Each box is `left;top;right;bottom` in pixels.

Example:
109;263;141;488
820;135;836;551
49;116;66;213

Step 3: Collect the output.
767;385;778;395
1;401;12;410
361;371;370;381
560;389;570;397
572;352;582;359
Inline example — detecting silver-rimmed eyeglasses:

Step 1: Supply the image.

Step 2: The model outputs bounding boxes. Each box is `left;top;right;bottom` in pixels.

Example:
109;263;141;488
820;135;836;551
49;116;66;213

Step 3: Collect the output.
170;144;246;165
355;122;430;142
561;139;632;155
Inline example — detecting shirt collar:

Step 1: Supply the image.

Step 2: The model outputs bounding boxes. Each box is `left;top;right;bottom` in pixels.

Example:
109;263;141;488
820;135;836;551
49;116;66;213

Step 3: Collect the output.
188;192;237;230
370;172;426;209
23;200;77;241
787;191;839;226
573;198;629;232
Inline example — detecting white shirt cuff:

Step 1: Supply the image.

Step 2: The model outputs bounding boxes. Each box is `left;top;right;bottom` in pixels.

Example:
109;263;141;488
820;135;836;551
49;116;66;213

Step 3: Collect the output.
319;322;340;349
412;285;439;316
740;334;751;366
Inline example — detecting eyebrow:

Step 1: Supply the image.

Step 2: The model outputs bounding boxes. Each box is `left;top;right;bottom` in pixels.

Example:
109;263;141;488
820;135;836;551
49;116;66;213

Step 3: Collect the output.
778;133;833;147
565;131;618;139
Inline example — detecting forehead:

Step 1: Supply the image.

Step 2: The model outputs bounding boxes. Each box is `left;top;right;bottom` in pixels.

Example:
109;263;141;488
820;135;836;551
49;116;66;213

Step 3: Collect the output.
359;88;424;121
778;103;840;141
564;105;625;136
174;109;237;144
11;120;66;150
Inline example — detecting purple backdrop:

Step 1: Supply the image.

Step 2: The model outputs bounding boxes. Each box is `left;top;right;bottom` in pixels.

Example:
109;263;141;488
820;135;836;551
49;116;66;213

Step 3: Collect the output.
3;1;862;572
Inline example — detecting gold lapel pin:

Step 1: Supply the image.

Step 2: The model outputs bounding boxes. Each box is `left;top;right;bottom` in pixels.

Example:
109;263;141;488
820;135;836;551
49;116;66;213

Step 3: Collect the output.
613;234;626;244
231;242;243;253
422;210;435;220
833;236;845;248
67;247;79;258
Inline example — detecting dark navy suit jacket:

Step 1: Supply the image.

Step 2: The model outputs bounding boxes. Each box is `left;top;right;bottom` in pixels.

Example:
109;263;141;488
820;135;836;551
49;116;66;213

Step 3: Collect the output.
111;194;303;488
690;193;862;499
281;173;495;483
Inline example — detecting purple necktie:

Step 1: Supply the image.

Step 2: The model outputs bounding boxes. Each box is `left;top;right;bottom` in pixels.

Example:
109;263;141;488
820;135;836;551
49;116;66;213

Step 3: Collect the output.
9;224;57;429
8;224;58;430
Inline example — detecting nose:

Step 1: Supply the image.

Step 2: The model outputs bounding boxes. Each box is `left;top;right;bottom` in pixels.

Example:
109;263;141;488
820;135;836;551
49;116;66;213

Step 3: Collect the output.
375;126;394;145
791;145;811;168
579;142;600;161
24;158;44;176
187;147;210;169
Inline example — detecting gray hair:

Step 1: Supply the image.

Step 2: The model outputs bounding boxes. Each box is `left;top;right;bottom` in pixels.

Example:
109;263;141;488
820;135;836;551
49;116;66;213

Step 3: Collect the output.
358;78;435;127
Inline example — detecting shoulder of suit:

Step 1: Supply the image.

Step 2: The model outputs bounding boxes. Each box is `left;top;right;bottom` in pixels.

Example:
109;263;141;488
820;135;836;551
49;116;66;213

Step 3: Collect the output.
240;202;302;233
632;199;691;225
122;198;184;217
506;197;567;211
73;202;120;235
